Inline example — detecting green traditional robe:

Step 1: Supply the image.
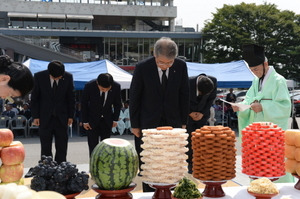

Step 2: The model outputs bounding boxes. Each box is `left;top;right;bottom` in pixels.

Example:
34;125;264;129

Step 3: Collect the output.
237;66;293;183
238;66;291;132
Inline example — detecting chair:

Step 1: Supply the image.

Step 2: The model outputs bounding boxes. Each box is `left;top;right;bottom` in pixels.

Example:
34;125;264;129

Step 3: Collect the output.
0;115;9;128
215;110;228;126
9;115;28;137
28;117;39;137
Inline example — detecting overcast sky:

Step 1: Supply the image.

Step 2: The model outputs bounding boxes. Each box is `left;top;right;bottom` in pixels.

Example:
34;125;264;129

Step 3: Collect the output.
173;0;300;31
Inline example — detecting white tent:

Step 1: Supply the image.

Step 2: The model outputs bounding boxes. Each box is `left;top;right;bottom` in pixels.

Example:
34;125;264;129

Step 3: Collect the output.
23;59;132;90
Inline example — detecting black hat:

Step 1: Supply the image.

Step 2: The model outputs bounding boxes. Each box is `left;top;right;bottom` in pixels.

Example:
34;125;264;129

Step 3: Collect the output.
242;44;265;67
48;60;65;78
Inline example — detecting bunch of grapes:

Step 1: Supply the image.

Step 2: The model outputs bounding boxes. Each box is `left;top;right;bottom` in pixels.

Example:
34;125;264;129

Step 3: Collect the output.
30;155;89;195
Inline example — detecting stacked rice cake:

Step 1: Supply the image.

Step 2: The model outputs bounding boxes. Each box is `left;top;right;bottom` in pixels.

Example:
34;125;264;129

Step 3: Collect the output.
140;127;188;184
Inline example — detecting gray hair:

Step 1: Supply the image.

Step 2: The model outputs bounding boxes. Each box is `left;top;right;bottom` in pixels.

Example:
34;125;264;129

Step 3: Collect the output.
153;37;178;59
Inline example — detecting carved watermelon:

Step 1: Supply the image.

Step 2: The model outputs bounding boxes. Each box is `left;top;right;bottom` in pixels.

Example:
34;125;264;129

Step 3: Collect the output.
90;138;138;190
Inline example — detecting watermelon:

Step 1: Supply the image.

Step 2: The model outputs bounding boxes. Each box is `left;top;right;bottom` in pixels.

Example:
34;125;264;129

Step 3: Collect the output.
90;138;138;190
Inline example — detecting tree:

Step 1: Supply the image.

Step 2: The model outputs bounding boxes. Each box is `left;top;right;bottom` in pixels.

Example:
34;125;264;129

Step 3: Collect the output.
202;3;300;82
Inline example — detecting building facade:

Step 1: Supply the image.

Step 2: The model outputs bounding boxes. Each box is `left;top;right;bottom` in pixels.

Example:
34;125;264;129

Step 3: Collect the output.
0;0;203;69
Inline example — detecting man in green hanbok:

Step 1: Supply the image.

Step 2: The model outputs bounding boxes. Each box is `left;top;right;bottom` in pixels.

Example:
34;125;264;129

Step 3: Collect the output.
232;44;293;183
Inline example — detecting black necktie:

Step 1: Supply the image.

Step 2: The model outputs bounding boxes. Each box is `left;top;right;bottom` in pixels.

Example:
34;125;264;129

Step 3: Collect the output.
53;80;57;94
161;70;167;94
101;92;105;106
197;95;202;103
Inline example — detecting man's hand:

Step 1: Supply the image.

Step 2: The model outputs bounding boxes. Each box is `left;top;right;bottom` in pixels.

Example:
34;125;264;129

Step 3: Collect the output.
68;118;73;126
132;128;142;137
251;102;263;113
112;121;118;128
33;118;40;126
83;123;92;130
189;112;203;121
181;125;186;129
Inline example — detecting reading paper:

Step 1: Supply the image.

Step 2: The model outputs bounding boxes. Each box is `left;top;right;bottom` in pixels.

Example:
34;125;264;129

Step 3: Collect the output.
220;99;251;112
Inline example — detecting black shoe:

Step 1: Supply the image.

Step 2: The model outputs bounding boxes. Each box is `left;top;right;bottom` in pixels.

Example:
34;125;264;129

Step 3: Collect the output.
25;167;34;178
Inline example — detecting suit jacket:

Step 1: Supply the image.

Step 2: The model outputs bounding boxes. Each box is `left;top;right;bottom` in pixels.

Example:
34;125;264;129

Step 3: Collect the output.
129;57;190;129
31;70;76;128
189;74;217;123
81;79;122;129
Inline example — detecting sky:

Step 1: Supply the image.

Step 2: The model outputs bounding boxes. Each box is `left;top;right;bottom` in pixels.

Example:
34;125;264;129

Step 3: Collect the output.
173;0;300;31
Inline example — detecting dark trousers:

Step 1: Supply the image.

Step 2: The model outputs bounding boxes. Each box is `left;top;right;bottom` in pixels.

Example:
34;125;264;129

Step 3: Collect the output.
186;117;208;173
87;118;111;156
39;115;68;164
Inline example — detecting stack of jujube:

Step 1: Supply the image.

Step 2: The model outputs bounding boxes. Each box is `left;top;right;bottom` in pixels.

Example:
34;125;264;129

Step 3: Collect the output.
140;127;188;184
191;125;236;181
241;122;285;177
284;129;300;175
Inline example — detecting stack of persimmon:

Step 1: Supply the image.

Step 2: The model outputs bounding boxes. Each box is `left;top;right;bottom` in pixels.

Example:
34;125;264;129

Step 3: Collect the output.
241;122;285;177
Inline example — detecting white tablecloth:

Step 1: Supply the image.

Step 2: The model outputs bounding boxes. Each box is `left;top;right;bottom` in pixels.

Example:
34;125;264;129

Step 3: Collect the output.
83;183;299;199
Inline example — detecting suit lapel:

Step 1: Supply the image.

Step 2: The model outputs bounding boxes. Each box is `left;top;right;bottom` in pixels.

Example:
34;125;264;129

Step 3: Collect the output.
150;65;164;98
94;82;102;108
167;66;177;93
55;79;63;97
45;72;55;99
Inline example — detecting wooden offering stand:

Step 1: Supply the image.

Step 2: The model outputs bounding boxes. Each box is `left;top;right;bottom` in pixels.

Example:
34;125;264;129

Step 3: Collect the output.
148;183;177;199
92;182;137;199
247;190;278;199
292;174;300;190
201;180;227;198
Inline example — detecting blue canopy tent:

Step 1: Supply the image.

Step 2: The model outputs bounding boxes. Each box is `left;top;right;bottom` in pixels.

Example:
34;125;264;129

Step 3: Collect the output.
24;59;254;90
23;59;132;90
186;60;255;88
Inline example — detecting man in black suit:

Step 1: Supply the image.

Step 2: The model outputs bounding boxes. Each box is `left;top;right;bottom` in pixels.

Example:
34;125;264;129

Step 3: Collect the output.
129;37;190;192
31;60;75;164
81;73;122;156
186;74;217;173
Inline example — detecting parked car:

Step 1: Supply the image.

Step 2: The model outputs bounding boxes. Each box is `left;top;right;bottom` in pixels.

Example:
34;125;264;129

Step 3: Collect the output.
291;93;300;116
233;90;247;103
217;89;227;99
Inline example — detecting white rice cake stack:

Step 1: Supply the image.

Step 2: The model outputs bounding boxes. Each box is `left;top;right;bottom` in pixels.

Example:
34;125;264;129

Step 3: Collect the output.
140;127;188;184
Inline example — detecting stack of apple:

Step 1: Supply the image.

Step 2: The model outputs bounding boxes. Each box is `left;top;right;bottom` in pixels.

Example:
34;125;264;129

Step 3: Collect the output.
0;129;25;184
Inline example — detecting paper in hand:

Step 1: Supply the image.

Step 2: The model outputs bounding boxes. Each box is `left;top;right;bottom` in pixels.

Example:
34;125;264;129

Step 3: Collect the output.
220;99;251;112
